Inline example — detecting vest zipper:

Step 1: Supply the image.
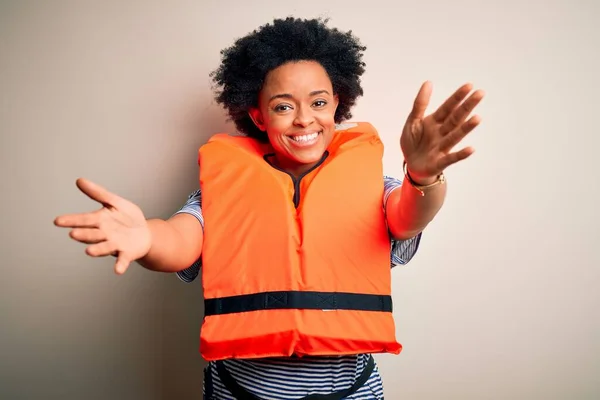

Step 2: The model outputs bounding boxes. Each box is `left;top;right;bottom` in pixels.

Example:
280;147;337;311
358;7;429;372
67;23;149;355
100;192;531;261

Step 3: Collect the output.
264;151;329;208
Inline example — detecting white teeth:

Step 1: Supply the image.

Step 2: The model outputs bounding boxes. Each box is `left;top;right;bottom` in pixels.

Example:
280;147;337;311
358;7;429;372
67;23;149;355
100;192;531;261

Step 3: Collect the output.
291;132;319;142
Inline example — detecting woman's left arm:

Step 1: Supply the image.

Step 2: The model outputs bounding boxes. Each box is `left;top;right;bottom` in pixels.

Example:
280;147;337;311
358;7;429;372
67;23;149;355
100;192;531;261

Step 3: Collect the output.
386;81;485;240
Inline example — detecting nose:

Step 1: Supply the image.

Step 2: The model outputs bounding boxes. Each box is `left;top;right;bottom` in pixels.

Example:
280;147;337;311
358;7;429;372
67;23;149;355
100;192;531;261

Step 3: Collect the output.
293;105;315;128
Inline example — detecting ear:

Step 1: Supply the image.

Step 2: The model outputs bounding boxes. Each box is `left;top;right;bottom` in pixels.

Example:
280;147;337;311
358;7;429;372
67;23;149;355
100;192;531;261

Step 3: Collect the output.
248;108;266;132
333;94;340;112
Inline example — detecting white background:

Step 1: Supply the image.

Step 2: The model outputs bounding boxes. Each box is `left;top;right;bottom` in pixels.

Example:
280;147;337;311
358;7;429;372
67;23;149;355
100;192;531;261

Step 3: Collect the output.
1;0;598;398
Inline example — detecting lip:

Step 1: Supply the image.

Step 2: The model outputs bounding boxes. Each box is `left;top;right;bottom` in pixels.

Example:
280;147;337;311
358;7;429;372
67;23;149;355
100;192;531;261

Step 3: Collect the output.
286;131;321;148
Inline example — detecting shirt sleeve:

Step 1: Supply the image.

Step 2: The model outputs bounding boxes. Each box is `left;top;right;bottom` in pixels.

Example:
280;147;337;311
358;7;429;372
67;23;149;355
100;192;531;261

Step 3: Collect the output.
173;190;203;283
383;176;422;268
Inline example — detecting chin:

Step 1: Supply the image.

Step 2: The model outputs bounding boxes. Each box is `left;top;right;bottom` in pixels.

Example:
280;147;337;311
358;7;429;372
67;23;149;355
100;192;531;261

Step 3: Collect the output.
289;146;326;163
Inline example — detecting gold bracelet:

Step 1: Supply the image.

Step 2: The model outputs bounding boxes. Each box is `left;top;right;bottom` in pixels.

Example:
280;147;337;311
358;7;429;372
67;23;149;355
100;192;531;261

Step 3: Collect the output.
403;161;446;196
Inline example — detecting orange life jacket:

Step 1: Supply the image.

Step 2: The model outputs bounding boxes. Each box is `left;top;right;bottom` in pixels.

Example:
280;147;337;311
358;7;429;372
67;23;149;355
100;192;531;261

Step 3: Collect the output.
198;122;401;361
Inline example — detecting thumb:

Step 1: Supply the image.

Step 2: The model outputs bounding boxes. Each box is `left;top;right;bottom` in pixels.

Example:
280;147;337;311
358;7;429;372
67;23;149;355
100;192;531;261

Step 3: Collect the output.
76;178;123;208
114;253;132;275
407;81;432;123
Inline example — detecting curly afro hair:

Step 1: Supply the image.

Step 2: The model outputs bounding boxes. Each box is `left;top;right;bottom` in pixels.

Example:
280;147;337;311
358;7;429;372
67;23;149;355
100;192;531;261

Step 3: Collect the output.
210;17;367;142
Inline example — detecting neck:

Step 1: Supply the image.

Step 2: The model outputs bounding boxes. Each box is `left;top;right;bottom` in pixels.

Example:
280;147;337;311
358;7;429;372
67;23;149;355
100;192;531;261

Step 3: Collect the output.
272;155;316;178
264;151;329;178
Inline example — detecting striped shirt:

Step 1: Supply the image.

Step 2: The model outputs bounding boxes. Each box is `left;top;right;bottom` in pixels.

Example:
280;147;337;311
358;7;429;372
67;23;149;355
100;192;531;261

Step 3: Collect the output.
175;176;421;399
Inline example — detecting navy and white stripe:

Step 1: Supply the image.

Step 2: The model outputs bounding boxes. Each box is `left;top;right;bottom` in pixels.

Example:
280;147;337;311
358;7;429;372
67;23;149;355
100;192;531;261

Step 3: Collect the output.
172;176;420;399
207;354;384;400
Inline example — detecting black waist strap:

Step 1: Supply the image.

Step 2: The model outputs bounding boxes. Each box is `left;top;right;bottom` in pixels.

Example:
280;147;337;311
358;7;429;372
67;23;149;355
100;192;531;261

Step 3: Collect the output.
204;290;392;316
214;355;375;400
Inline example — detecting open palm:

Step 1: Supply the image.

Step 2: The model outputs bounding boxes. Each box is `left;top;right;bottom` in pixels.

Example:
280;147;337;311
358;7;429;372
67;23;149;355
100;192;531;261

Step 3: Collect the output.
54;178;151;274
401;82;484;182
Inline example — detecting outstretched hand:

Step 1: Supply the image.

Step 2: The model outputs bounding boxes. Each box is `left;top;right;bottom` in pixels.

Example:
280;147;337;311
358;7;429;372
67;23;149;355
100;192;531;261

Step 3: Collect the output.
54;178;151;274
401;82;484;183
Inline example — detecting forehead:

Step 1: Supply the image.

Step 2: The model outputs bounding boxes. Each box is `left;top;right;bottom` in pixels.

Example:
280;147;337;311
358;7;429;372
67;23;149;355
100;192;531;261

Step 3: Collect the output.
262;61;333;95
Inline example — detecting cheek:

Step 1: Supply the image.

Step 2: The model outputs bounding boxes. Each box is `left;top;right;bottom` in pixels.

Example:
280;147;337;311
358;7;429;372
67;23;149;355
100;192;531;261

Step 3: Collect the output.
265;114;293;139
319;114;337;131
319;107;337;124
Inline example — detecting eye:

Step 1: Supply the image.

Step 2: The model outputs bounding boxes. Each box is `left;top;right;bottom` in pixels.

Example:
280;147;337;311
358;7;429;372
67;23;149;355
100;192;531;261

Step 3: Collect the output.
274;104;292;112
313;100;327;108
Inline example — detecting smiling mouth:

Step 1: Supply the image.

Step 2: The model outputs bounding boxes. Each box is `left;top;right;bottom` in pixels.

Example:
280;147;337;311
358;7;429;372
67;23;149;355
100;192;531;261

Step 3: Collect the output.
288;131;321;144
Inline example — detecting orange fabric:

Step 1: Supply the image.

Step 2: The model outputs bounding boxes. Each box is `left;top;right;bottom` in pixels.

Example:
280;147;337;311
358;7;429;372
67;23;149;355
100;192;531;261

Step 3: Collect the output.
198;122;401;361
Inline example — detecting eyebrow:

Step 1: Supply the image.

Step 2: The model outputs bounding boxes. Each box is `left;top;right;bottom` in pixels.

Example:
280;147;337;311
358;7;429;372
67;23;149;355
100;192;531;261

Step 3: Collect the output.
268;90;330;102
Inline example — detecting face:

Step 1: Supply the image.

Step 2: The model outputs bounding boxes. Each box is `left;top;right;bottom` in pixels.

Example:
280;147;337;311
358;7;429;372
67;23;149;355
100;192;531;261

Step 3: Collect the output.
249;60;339;176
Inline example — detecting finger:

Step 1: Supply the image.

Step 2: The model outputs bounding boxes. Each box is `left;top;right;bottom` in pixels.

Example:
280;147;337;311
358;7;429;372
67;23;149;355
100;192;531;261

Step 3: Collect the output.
114;253;131;275
437;147;475;170
69;228;107;244
76;178;124;208
85;241;118;257
431;83;473;123
407;81;433;122
439;115;482;152
439;89;485;135
54;210;102;228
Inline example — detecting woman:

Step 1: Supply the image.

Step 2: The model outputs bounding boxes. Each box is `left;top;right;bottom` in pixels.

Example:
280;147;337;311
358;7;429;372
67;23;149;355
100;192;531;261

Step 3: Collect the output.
55;17;483;400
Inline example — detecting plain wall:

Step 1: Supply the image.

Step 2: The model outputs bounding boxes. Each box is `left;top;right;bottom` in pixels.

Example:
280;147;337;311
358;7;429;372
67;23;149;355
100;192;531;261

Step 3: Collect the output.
1;0;598;399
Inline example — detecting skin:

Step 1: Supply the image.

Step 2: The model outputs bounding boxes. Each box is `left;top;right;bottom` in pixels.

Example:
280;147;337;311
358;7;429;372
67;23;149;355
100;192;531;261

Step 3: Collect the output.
54;59;484;274
387;81;484;239
248;61;339;177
